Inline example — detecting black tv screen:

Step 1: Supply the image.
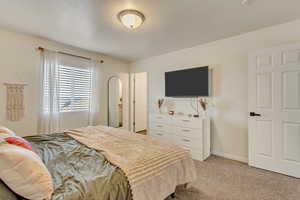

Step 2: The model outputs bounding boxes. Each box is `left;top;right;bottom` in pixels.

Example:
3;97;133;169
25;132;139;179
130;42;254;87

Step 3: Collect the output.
165;66;209;97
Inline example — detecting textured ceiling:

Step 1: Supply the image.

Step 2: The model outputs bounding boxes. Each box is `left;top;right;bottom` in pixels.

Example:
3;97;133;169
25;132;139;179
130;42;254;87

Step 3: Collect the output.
0;0;300;62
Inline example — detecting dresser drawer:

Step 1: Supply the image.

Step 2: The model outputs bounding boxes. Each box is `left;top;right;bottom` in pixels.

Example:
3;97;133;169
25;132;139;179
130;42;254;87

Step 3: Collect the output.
174;135;202;149
176;137;203;158
173;117;202;129
149;122;171;131
150;114;170;123
175;127;201;139
150;130;172;143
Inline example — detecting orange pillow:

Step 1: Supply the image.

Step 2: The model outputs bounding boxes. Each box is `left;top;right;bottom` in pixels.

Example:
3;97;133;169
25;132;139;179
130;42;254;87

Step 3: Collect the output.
5;137;35;152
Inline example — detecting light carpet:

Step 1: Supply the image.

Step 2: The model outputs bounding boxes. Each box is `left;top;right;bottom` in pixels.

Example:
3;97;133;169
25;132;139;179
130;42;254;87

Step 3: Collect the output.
166;155;300;200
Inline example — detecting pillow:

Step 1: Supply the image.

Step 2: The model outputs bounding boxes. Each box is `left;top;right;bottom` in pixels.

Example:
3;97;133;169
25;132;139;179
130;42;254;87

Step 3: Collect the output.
5;136;35;152
0;126;16;139
0;142;54;200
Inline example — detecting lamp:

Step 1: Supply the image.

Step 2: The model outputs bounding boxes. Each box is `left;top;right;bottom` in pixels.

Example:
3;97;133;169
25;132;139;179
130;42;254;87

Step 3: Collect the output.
118;9;145;29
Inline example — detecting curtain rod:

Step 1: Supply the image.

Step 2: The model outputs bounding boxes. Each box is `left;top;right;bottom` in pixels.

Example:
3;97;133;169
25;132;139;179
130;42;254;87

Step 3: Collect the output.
37;47;104;63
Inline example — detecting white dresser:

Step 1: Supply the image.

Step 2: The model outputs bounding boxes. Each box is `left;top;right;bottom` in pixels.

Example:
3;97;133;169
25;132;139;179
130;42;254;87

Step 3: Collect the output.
149;113;211;161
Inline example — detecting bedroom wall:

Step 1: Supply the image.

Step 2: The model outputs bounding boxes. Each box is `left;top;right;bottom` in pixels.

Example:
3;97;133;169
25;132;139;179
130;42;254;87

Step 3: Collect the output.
0;28;130;137
130;19;300;162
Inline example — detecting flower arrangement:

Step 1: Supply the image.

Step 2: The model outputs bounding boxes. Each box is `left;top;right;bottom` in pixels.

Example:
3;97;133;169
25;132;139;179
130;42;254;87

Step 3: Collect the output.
199;98;208;111
157;98;164;113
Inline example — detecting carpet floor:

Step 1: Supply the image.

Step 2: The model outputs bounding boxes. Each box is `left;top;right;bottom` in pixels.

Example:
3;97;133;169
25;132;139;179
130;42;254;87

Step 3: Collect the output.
167;156;300;200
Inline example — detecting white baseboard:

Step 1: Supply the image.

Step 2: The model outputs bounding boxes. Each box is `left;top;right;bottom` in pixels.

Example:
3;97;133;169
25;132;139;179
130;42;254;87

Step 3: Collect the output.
212;151;248;163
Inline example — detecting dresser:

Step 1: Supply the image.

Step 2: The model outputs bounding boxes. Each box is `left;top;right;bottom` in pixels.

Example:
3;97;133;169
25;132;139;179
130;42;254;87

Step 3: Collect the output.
149;113;211;161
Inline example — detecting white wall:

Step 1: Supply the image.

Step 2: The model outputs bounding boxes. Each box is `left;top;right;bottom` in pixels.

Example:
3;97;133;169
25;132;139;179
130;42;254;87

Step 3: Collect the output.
130;19;300;162
0;28;130;137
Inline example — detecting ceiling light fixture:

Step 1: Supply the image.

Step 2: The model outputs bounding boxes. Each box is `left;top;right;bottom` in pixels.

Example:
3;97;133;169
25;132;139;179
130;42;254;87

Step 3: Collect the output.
241;0;250;6
118;9;145;29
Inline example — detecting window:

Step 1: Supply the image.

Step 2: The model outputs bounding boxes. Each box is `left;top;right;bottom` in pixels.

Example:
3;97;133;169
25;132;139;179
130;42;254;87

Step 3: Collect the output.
58;65;92;112
39;51;97;134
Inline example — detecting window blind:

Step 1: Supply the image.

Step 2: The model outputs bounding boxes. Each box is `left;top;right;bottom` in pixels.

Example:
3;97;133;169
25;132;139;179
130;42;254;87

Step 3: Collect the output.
59;65;92;112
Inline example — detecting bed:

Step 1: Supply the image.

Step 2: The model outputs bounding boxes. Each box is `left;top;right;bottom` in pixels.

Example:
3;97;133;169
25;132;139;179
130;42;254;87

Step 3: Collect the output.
1;133;132;200
0;126;196;200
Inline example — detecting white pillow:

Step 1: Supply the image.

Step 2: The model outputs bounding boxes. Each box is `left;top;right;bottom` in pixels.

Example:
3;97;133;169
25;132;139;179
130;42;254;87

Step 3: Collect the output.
0;143;54;200
0;126;16;139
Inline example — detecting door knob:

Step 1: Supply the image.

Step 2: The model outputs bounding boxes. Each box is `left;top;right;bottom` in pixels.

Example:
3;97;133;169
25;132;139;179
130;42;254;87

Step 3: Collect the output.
250;112;261;117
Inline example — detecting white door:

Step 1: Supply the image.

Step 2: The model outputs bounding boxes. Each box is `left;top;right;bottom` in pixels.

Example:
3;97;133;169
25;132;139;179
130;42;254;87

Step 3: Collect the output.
249;44;300;178
132;72;147;132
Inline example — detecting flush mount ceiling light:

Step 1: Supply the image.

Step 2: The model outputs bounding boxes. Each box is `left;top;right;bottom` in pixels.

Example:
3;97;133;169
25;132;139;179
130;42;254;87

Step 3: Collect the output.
118;9;145;29
241;0;251;6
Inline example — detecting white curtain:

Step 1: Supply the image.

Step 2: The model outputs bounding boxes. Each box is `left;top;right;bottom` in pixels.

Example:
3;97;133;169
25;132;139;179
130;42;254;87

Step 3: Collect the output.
88;60;100;126
38;50;61;134
38;50;101;134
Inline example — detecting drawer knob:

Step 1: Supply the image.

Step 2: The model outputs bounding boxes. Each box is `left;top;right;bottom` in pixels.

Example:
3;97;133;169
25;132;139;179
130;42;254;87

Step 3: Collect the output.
157;133;163;136
182;129;191;132
182;139;191;142
182;120;190;122
157;125;163;128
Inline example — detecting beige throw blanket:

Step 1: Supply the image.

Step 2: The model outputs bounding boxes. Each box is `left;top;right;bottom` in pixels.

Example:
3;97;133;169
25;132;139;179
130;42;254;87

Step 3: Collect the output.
65;126;197;200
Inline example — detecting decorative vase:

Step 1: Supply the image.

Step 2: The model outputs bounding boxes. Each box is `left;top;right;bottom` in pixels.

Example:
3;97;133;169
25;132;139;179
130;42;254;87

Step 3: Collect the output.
157;98;165;114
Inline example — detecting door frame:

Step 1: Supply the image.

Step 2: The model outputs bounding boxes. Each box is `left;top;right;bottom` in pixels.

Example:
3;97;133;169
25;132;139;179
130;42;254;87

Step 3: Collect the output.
248;50;259;166
130;72;149;133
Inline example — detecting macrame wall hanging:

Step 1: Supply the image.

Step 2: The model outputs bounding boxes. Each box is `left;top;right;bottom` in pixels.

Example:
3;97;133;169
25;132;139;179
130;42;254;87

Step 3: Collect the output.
4;83;27;121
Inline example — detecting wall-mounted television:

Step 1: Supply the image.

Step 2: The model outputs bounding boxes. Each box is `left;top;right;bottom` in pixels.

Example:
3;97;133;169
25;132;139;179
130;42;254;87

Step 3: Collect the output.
165;66;209;97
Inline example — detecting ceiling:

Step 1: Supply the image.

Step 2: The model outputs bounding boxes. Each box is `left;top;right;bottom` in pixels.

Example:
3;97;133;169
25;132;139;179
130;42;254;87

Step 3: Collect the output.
0;0;300;62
